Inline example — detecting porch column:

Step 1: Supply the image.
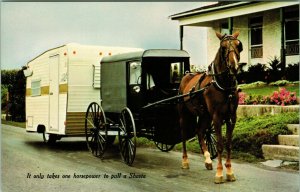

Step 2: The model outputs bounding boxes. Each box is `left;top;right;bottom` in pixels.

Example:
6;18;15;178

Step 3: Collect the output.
180;25;184;50
228;17;233;34
280;7;286;72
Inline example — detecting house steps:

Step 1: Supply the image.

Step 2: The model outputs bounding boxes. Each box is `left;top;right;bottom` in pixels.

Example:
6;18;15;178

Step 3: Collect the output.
262;124;299;162
287;124;299;135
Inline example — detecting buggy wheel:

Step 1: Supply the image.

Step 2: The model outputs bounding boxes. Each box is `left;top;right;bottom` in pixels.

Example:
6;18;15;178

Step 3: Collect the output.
85;102;107;158
154;142;175;152
203;124;217;159
119;107;136;166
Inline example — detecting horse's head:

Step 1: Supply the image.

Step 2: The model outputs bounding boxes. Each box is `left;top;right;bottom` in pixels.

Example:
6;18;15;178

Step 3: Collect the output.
216;31;243;75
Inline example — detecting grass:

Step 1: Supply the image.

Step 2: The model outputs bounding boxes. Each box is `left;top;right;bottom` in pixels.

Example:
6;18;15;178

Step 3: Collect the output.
241;83;299;97
1;120;26;128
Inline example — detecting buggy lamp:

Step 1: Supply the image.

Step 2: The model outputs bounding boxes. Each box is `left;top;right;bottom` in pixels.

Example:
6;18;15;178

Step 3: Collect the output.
133;86;140;93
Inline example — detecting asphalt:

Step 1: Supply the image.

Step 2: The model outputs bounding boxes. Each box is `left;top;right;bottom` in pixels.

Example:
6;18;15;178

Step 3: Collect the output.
1;124;299;192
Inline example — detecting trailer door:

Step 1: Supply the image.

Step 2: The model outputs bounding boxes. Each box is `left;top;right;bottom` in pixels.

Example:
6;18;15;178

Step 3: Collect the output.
49;55;60;131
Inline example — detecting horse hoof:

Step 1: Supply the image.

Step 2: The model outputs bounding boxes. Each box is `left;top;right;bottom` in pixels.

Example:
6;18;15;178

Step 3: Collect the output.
226;174;236;182
214;176;224;184
205;163;213;170
181;162;190;169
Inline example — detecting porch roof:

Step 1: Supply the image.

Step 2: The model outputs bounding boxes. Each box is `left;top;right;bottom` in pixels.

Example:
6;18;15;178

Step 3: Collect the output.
169;1;299;27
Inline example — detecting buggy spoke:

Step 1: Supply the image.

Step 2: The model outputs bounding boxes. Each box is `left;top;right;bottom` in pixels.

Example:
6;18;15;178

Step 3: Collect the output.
119;108;136;166
85;102;107;158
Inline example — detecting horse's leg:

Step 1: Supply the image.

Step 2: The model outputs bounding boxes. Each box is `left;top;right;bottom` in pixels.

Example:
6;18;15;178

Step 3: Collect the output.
180;116;189;169
179;105;190;169
225;115;237;182
197;116;213;170
213;115;224;184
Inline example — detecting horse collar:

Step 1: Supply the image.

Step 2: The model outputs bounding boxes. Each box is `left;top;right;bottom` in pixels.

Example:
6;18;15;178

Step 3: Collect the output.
208;62;237;92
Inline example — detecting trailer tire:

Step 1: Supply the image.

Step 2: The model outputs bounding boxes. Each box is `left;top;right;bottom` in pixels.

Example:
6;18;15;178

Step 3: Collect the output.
43;133;57;144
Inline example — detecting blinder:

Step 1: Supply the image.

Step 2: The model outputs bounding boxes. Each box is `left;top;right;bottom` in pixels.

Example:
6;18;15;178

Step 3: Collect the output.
220;35;243;62
237;40;243;52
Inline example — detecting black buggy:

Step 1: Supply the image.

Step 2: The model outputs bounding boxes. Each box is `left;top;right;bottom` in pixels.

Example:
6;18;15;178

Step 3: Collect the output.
85;49;217;165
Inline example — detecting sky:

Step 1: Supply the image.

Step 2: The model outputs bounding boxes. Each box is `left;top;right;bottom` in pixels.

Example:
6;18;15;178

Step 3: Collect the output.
1;2;210;70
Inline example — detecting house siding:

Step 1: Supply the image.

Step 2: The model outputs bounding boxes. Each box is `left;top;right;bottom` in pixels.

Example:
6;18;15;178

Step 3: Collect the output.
263;10;281;64
172;2;299;69
205;8;297;69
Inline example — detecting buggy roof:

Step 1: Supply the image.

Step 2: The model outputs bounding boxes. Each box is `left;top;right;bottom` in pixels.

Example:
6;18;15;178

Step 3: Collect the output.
101;49;189;63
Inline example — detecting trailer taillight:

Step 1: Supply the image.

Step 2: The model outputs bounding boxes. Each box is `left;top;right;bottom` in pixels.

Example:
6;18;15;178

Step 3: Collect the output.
73;51;76;54
64;121;66;126
109;52;112;56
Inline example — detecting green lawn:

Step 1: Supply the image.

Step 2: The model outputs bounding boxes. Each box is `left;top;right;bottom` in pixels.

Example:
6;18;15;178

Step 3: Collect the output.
1;120;26;128
241;83;299;97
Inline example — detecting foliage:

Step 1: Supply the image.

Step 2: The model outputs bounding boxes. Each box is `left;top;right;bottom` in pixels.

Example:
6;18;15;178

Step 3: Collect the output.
285;63;299;82
237;60;299;84
229;112;299;158
269;80;291;86
1;84;9;108
245;63;268;83
1;68;26;121
238;81;267;89
1;69;19;85
266;56;283;83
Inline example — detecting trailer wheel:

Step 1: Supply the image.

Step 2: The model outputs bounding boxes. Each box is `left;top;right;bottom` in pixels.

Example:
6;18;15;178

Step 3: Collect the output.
154;142;175;152
85;102;107;158
119;107;136;166
43;133;57;144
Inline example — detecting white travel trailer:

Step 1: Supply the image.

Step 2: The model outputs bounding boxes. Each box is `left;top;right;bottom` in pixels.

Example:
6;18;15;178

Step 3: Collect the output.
24;43;143;143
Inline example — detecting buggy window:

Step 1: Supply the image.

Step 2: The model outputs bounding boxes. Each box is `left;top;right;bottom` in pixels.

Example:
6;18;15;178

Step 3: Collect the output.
129;61;141;85
143;58;185;89
170;62;181;83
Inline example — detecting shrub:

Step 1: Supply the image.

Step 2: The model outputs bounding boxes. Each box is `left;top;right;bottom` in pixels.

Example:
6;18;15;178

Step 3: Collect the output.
230;112;299;158
285;63;299;81
238;81;267;89
266;56;284;82
269;80;291;86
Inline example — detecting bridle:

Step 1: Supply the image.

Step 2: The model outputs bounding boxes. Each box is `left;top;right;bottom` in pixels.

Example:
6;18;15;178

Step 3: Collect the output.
207;35;243;91
220;35;243;64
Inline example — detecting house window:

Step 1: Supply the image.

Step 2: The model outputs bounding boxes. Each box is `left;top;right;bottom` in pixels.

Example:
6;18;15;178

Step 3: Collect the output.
31;80;41;96
285;10;299;56
250;16;263;58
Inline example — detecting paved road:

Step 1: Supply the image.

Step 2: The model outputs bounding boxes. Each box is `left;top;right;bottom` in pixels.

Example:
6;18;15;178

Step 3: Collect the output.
1;124;299;192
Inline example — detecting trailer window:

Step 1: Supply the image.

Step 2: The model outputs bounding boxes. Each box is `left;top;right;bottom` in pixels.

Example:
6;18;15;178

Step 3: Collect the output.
31;80;41;96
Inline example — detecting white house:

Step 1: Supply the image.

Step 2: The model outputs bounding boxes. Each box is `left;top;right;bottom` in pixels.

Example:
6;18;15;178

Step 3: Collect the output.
170;1;299;69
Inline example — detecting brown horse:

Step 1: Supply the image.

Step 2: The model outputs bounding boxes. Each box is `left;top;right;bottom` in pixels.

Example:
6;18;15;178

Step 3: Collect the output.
178;31;243;184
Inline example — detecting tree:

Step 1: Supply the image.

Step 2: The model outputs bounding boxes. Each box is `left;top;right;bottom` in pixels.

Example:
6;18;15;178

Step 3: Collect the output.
1;68;26;121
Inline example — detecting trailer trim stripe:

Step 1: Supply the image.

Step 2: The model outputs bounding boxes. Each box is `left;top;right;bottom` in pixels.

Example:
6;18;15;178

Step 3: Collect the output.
26;84;68;96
